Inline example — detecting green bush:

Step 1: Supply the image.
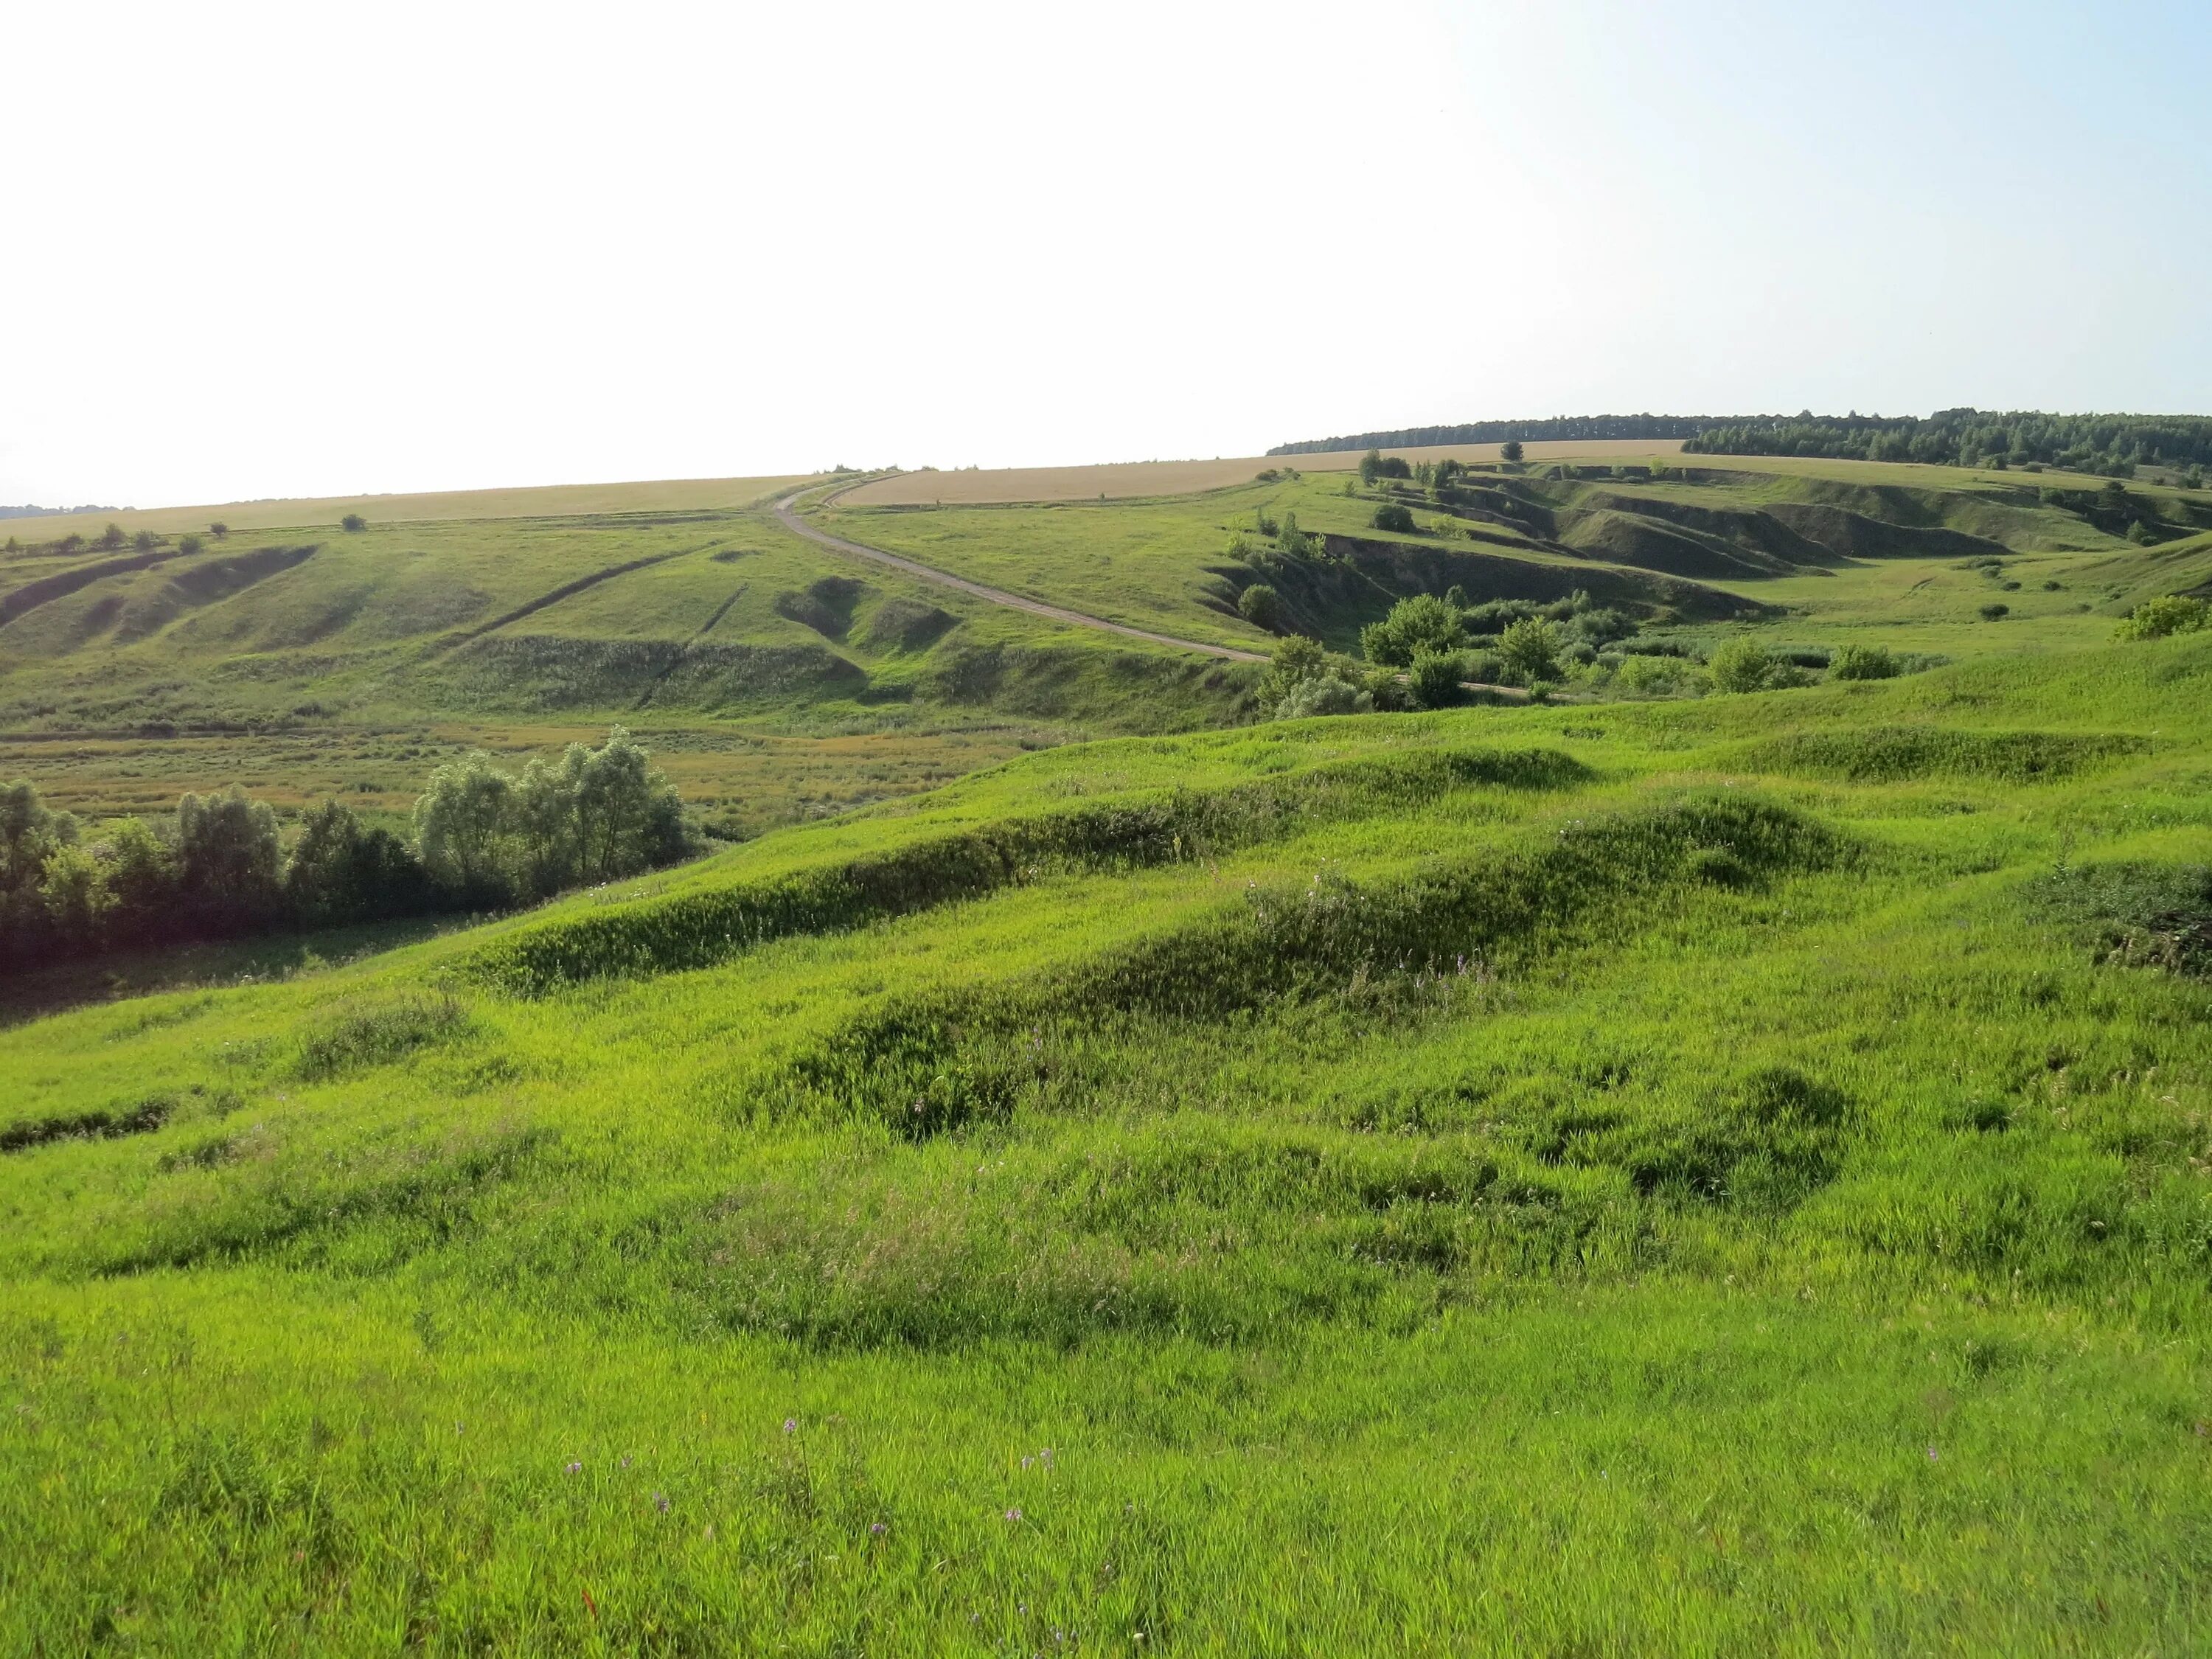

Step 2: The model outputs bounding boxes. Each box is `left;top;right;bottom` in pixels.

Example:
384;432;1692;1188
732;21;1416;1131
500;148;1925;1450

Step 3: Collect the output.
1360;595;1466;667
2116;595;2210;641
1371;503;1417;535
340;513;367;532
1498;618;1562;684
1979;602;2010;622
1707;637;1776;693
1276;675;1368;719
177;532;206;555
1238;584;1284;632
1408;650;1466;709
1829;644;1900;681
1613;653;1690;696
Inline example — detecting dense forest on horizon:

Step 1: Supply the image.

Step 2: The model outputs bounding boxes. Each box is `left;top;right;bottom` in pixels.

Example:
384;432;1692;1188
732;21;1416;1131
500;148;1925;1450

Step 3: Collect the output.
1684;409;2212;476
1270;414;1717;454
1273;409;2212;479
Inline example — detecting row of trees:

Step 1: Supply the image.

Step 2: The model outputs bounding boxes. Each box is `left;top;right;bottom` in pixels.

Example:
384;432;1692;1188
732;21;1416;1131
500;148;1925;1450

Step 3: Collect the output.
1686;409;2212;480
1357;451;1520;492
0;729;694;974
4;520;234;557
1273;416;1716;456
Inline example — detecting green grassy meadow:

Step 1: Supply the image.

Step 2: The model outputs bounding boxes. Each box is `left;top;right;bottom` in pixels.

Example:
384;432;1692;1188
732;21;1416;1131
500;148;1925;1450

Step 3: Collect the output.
7;607;2212;1649
7;453;2212;1650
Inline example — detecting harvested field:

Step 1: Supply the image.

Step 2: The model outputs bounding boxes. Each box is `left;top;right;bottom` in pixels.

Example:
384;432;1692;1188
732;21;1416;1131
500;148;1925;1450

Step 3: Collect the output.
840;441;1691;506
7;475;821;541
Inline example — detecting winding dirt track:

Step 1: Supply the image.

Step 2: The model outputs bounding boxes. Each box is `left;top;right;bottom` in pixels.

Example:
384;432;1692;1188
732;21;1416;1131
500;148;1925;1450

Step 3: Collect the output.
771;492;1267;664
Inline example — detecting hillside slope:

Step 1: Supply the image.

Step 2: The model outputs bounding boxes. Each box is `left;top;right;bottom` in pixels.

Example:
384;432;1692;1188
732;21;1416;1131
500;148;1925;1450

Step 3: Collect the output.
4;632;2211;1650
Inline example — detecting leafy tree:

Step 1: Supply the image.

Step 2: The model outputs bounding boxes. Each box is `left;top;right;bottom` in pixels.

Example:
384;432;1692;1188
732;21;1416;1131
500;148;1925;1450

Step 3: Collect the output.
1500;441;1525;464
209;521;230;538
1277;512;1317;558
97;817;178;936
133;529;159;552
1257;635;1330;701
1707;637;1776;692
1358;448;1385;487
99;522;126;550
1497;617;1562;683
414;754;516;900
1237;583;1284;632
1371;503;1416;534
38;843;110;937
177;787;282;923
1;779;74;891
178;533;206;556
285;801;431;927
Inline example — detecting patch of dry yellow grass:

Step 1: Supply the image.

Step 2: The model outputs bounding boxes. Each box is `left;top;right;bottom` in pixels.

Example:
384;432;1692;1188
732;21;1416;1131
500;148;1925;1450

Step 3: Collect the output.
8;476;822;540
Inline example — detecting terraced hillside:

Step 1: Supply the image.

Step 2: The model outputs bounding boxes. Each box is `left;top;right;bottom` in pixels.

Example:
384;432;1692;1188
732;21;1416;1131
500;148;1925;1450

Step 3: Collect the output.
4;629;2211;1651
0;490;1256;835
816;457;2212;661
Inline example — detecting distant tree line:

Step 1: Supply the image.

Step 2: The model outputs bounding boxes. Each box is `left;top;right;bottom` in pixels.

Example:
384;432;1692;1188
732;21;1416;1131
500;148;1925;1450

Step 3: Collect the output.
1270;414;1718;457
0;504;122;520
3;519;233;557
0;728;695;975
1684;409;2212;479
1273;410;2212;481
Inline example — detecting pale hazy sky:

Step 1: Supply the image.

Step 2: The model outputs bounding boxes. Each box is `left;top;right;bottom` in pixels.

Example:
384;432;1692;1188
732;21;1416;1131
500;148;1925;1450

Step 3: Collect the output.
6;0;2207;507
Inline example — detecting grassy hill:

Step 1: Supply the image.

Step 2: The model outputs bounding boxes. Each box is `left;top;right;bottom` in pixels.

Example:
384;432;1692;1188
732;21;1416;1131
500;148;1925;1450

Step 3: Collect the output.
0;492;1258;840
5;615;2212;1649
816;456;2207;661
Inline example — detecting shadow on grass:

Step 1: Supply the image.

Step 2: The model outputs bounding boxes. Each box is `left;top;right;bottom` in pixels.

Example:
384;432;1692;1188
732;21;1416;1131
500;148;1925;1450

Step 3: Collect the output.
0;915;467;1030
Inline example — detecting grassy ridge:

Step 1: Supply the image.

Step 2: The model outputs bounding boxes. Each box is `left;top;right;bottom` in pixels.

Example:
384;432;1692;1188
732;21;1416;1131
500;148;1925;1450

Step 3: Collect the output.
467;745;1587;994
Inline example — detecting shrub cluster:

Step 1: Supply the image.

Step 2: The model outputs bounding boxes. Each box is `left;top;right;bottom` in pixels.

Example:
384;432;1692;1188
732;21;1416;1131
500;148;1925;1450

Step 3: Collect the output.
2115;594;2211;641
0;728;693;975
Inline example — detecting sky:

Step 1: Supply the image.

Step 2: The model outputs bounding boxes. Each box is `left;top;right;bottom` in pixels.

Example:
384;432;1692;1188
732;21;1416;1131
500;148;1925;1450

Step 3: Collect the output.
4;0;2208;507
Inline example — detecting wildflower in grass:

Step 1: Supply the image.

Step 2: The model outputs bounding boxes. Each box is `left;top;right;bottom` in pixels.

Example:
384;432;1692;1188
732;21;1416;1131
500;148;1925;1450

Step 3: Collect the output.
703;1523;715;1541
1005;1507;1023;1522
655;1492;669;1513
1927;1446;1939;1462
870;1521;888;1534
566;1461;582;1475
619;1455;631;1469
783;1417;797;1434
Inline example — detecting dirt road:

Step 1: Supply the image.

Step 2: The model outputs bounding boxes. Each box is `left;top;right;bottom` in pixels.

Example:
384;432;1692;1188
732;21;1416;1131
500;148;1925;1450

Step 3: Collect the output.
771;492;1268;664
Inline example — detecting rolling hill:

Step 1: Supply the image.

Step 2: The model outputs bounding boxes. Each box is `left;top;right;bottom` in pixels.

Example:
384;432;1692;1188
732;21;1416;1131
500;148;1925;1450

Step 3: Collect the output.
5;622;2212;1649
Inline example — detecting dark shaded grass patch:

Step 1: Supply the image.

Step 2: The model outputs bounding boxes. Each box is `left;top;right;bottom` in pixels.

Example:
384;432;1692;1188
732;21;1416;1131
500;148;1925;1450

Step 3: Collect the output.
470;745;1592;995
2030;860;2212;980
1;1093;176;1153
294;992;471;1080
689;1120;1630;1348
1743;725;2149;784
